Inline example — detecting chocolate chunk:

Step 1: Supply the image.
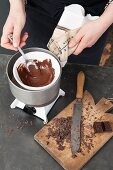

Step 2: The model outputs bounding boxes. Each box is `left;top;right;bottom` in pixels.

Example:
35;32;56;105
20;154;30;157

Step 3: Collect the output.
103;121;112;132
93;122;103;133
93;121;112;133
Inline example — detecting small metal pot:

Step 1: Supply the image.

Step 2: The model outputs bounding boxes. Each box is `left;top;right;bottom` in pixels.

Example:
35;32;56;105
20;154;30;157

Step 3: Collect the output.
6;48;62;107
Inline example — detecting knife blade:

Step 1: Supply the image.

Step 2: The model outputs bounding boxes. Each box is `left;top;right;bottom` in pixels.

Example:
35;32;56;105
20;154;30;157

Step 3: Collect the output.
71;71;85;154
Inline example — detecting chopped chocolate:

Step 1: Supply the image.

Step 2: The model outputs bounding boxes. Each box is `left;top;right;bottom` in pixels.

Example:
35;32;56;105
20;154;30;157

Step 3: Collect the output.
72;154;77;158
90;106;93;109
58;144;65;151
47;117;72;151
47;114;96;155
81;115;95;154
46;141;50;145
93;121;112;133
86;108;88;111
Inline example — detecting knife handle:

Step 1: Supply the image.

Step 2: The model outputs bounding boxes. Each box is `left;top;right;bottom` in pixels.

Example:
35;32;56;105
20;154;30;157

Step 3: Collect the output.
76;71;85;99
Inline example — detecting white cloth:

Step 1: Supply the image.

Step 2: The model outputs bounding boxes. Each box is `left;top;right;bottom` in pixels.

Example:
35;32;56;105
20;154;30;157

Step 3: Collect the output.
47;4;99;67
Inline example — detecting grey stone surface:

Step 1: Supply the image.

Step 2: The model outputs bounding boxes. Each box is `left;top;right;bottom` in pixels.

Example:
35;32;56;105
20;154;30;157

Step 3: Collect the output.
0;54;113;170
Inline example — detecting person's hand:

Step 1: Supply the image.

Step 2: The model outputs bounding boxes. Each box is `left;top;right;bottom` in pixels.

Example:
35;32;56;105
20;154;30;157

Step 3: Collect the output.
1;3;28;51
69;19;106;55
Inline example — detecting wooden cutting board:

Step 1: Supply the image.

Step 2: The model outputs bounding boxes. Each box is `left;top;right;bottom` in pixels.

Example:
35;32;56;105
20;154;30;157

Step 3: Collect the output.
34;91;113;170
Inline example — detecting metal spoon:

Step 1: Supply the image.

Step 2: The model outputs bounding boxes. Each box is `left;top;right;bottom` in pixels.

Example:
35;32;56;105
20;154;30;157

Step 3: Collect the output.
8;34;38;71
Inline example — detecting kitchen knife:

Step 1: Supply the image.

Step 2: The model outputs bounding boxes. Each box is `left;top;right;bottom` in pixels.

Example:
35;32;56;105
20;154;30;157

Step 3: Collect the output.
71;71;85;154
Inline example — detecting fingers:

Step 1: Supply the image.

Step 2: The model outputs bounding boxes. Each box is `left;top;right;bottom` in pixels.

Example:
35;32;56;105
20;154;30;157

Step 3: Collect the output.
20;42;26;48
1;12;26;51
1;42;18;51
21;32;28;42
1;24;20;50
1;30;18;51
1;31;28;50
69;30;84;48
19;32;28;48
13;25;22;47
73;36;86;55
68;29;89;55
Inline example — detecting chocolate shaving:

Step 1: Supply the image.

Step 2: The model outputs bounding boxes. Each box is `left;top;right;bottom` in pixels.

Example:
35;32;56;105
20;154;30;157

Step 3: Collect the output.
46;111;96;156
47;117;72;151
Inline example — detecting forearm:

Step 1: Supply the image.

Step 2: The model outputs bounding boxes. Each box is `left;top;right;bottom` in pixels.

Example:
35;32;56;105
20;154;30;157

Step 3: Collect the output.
99;3;113;31
9;0;25;11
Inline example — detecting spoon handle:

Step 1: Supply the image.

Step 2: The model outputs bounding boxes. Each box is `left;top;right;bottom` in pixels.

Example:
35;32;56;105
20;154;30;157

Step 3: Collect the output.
8;34;28;61
8;34;13;43
17;46;28;61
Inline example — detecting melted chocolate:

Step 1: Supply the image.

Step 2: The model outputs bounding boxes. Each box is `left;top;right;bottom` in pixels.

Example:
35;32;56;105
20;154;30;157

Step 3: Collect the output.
17;59;55;87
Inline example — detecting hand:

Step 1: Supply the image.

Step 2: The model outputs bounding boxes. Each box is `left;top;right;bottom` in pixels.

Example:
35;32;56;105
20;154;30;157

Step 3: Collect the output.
69;19;106;55
1;4;28;51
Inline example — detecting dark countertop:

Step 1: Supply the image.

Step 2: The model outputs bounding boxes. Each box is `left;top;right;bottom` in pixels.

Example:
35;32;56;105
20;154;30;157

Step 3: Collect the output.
0;54;113;170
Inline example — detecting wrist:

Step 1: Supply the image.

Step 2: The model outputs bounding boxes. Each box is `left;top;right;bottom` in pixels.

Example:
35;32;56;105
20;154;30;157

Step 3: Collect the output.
97;17;110;32
99;3;113;31
9;0;25;12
